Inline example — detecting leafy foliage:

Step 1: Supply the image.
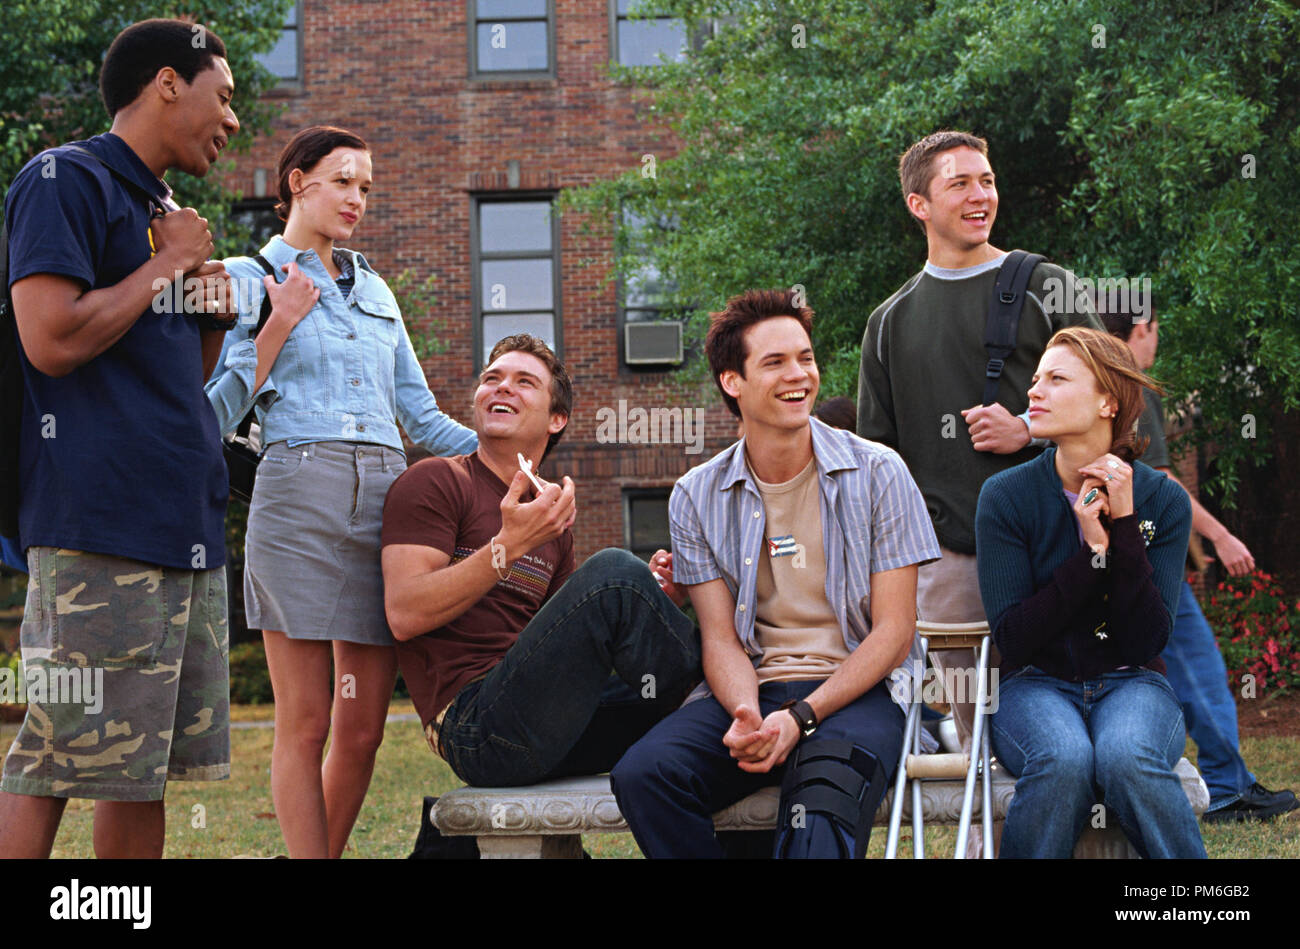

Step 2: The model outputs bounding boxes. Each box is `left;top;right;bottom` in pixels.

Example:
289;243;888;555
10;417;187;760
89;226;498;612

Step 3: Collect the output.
389;269;448;362
1203;571;1300;695
2;0;291;257
566;0;1300;498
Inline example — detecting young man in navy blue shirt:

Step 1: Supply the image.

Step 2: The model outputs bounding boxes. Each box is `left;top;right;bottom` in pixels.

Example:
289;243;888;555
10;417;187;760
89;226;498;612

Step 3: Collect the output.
0;18;241;858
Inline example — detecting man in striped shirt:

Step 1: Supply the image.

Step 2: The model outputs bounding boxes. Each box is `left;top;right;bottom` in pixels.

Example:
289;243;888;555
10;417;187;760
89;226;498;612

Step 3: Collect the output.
612;289;940;858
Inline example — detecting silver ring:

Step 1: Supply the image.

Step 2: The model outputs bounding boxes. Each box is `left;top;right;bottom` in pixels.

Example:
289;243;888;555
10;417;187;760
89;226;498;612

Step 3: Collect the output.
1107;460;1120;469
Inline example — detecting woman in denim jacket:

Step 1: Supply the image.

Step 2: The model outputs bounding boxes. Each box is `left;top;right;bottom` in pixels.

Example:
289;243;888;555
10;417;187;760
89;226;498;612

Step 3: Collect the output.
206;126;476;858
975;327;1204;858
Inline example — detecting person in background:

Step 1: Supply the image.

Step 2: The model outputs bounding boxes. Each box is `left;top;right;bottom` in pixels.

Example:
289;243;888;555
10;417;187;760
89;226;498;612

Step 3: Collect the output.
205;125;477;858
1099;302;1298;824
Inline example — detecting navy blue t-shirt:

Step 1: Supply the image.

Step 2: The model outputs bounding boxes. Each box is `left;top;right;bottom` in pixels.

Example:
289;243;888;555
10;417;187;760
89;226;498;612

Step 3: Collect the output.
4;133;227;569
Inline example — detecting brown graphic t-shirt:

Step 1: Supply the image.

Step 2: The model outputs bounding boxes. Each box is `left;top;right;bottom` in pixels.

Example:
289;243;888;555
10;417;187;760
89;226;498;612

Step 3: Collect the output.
381;452;574;725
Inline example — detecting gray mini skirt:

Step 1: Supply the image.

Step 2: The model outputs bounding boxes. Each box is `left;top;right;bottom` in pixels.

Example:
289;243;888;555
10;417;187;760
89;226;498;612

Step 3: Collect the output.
244;440;406;645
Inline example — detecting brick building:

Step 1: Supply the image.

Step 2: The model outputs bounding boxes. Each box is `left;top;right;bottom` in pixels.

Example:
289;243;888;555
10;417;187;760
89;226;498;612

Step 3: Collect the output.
226;1;738;563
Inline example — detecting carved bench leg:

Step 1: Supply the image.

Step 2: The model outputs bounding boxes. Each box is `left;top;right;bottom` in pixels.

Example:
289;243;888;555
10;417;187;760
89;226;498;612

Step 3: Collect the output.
476;835;584;859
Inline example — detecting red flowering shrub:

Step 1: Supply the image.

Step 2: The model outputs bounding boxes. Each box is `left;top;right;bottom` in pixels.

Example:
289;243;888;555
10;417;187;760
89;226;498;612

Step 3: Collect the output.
1201;571;1300;695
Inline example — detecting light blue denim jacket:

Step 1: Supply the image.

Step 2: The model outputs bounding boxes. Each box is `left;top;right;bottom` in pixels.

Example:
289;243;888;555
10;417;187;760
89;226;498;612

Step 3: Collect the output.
205;235;477;456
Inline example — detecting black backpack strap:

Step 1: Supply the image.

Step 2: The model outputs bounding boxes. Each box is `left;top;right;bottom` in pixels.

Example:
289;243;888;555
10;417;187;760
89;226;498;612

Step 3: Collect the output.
982;249;1045;406
251;254;277;337
233;254;280;441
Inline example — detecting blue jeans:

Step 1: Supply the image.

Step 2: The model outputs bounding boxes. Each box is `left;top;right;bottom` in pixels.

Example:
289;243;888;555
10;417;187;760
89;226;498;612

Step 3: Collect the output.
1163;581;1254;809
438;548;703;787
610;679;904;858
991;666;1206;859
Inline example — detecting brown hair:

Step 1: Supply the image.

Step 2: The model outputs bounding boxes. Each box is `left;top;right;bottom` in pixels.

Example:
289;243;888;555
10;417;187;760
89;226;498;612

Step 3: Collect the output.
705;289;814;419
1044;327;1163;462
898;130;989;233
275;126;369;222
812;396;856;433
486;334;573;461
1096;291;1157;342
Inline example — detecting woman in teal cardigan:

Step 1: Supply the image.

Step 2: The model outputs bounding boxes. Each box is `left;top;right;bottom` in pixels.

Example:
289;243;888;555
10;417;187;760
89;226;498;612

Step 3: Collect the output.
975;327;1205;858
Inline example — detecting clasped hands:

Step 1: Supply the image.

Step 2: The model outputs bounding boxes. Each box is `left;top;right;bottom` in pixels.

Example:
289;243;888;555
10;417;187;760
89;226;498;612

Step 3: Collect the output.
1073;452;1134;556
723;703;801;774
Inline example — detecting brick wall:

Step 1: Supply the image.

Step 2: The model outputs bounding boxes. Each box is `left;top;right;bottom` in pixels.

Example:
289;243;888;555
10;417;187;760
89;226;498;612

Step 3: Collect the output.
224;1;736;562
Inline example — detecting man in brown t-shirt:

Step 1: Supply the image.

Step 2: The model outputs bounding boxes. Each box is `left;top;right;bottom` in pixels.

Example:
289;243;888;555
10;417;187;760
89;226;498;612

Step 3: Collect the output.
381;334;702;787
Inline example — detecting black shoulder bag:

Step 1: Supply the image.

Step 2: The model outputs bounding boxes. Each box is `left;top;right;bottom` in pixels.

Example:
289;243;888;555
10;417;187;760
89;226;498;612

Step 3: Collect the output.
223;253;278;503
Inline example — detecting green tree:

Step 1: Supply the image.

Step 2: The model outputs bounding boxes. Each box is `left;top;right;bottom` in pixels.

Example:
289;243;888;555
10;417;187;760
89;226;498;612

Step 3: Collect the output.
2;0;291;256
565;0;1300;501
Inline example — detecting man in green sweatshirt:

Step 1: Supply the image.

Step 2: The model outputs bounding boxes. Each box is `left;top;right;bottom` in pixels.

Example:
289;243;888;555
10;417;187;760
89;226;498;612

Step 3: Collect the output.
857;130;1101;760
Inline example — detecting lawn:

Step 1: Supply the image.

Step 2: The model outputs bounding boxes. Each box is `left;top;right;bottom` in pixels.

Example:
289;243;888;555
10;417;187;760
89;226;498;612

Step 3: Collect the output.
2;701;1297;858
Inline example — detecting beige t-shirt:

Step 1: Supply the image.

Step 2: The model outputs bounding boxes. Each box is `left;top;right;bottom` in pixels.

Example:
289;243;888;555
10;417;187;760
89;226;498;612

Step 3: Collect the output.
750;456;850;683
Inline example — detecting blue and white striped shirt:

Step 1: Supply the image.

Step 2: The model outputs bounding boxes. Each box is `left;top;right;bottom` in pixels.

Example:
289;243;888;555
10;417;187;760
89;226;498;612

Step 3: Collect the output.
669;417;941;707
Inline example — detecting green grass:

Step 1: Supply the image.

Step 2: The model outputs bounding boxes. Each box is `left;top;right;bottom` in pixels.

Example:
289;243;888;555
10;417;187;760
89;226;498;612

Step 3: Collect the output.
1;710;1296;858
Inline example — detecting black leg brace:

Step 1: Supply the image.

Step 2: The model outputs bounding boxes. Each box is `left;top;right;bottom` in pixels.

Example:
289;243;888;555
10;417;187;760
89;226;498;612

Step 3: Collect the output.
773;739;888;859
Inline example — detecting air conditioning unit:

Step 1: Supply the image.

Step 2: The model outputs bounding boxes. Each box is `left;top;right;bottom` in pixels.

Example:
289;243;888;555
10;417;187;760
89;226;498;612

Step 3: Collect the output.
624;321;683;365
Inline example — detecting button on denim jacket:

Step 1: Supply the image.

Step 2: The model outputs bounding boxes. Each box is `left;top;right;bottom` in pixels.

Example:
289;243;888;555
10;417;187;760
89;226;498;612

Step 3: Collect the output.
205;235;477;456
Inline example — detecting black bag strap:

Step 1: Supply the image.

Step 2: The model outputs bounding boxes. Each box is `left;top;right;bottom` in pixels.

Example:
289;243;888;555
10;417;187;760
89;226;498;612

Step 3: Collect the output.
982;249;1045;406
251;253;277;336
233;254;280;441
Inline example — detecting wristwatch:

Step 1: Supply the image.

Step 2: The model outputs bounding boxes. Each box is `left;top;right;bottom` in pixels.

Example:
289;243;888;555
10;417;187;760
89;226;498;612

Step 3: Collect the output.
194;311;239;332
779;699;818;738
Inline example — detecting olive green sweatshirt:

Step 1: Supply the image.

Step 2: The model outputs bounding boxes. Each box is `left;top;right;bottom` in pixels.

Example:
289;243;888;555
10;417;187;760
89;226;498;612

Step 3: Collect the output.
856;254;1100;554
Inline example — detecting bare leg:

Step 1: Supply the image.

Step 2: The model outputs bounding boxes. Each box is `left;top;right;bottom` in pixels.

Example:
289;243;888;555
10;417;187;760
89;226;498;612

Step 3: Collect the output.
94;799;165;858
322;641;397;859
0;791;67;858
263;630;333;858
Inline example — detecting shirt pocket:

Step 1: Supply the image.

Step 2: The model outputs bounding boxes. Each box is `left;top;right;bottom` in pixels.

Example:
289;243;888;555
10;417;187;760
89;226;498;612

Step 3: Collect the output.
353;295;401;395
354;296;401;345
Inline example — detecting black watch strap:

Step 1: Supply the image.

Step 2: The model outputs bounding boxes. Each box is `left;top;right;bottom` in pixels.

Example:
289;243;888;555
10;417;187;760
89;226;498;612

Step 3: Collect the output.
779;699;819;737
194;311;239;332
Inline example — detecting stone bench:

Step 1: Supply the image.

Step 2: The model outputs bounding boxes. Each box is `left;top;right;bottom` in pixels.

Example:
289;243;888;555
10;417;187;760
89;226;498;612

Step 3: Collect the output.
431;757;1208;858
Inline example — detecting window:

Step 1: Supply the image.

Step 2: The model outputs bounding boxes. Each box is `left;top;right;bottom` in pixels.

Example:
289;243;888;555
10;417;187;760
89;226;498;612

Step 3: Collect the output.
228;199;281;249
611;1;688;66
254;1;302;84
473;197;561;368
618;208;682;369
624;489;672;557
471;0;553;77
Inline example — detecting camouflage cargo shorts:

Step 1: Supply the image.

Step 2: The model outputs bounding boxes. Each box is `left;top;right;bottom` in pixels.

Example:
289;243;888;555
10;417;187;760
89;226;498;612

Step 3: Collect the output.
0;547;231;801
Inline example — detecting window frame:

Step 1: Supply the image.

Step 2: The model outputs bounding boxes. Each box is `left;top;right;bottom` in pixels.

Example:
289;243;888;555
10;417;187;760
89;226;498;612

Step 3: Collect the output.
622;487;674;558
228;197;282;251
616;207;683;372
255;0;304;92
470;192;563;372
468;0;556;80
608;0;689;67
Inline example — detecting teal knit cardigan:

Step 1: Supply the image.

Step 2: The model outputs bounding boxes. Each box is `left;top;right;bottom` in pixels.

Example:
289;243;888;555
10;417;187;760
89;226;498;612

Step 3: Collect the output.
975;447;1191;679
